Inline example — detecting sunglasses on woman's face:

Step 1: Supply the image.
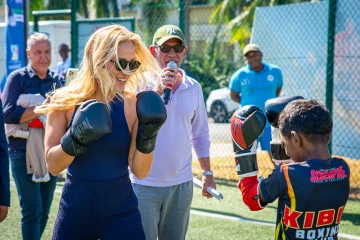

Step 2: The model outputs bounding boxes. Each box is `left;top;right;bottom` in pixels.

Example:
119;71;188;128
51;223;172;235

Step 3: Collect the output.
156;44;185;53
110;59;141;72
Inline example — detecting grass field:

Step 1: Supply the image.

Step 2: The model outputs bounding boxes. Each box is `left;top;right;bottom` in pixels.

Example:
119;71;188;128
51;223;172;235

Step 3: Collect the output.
1;177;359;240
189;179;360;239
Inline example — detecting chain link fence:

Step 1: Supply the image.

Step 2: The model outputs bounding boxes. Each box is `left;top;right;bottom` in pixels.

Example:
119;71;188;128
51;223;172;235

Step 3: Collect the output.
120;0;359;197
332;0;360;198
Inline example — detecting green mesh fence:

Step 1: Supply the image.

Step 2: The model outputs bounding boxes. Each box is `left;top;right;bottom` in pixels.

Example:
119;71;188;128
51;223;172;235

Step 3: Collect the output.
73;18;135;66
332;0;360;197
118;0;360;197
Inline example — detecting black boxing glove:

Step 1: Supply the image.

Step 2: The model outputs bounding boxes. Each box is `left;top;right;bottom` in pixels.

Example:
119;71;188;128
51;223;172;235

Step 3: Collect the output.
231;105;266;152
61;100;112;156
265;96;304;128
234;149;259;178
265;96;304;164
136;91;167;154
231;105;266;178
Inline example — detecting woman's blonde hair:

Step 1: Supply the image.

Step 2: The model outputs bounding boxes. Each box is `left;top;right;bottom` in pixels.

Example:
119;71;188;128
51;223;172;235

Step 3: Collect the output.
36;24;162;114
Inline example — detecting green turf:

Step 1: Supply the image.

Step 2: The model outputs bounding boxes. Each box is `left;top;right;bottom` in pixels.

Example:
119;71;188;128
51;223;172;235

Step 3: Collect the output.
0;183;61;239
191;179;360;237
191;180;279;223
1;179;359;239
188;214;274;240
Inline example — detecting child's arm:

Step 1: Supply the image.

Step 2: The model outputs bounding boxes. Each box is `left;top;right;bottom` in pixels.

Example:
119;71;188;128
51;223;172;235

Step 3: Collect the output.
237;96;303;210
230;105;268;210
239;168;282;211
238;176;267;211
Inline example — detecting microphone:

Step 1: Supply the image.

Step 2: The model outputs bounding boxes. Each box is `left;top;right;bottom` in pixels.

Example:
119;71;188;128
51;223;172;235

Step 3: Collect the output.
163;61;178;105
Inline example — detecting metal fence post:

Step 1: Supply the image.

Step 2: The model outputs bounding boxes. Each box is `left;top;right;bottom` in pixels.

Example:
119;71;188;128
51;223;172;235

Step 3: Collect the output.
71;0;78;67
179;0;186;41
33;15;39;32
326;0;337;155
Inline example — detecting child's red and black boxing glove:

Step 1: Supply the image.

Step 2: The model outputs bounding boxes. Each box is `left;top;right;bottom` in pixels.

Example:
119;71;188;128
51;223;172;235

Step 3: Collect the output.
231;105;266;211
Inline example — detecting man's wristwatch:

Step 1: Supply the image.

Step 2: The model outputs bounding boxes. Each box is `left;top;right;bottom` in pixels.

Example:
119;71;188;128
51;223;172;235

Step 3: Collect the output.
202;170;213;176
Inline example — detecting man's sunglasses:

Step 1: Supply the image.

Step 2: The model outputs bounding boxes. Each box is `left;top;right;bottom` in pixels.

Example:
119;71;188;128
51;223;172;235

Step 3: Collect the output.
156;44;185;53
109;59;141;72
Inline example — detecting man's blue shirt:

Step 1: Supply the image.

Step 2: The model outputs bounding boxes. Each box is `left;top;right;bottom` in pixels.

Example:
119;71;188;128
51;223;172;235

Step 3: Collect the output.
2;64;64;152
229;62;283;116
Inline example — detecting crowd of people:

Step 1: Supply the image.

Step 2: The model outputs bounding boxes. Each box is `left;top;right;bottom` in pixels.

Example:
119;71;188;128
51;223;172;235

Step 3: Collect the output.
0;23;351;240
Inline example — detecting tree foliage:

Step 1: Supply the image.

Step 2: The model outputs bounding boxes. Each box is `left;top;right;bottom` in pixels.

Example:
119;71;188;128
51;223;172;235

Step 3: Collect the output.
94;0;120;18
29;0;44;21
185;41;239;100
210;0;319;49
28;0;121;19
128;0;171;45
45;0;90;19
47;0;70;10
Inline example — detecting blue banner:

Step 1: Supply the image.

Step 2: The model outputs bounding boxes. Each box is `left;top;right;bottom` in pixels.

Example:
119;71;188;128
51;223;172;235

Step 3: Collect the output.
1;0;25;96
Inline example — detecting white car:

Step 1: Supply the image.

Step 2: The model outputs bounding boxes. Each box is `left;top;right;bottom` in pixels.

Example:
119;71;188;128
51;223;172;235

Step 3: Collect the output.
206;88;239;123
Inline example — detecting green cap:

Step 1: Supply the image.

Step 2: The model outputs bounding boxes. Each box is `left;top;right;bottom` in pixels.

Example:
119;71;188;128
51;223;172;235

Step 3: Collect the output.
152;25;185;46
243;43;261;56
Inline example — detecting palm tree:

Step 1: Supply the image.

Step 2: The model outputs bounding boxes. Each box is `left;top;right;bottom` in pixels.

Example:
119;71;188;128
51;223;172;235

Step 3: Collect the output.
47;0;70;10
129;0;171;45
210;0;318;49
29;0;45;21
94;0;120;18
32;0;89;19
79;0;90;18
44;0;119;19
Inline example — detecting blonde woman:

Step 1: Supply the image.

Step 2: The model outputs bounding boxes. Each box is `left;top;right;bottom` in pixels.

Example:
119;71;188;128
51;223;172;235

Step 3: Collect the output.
35;25;166;239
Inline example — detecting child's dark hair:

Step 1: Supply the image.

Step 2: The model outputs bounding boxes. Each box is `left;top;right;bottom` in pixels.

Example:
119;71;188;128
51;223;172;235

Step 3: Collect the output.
278;99;332;144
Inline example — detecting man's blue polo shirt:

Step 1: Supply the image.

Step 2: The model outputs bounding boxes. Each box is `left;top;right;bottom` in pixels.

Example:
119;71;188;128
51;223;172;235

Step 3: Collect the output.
2;64;64;152
229;62;283;125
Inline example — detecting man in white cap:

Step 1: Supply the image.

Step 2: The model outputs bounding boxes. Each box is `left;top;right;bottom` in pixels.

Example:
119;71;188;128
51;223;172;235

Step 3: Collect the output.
130;24;216;240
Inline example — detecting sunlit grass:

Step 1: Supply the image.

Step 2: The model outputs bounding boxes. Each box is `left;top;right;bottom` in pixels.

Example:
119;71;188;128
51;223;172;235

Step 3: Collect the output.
1;176;359;239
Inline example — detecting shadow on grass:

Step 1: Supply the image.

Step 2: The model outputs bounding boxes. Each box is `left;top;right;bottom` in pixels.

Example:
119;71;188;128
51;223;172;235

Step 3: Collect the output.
349;188;360;200
191;207;275;226
342;212;360;226
196;177;360;227
264;205;277;210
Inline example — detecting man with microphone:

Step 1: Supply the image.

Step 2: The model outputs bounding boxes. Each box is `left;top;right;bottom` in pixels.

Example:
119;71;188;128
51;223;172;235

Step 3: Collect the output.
130;25;216;240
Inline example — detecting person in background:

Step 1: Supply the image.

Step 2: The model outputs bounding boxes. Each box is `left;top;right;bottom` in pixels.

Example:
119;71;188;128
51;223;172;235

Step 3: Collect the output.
183;60;195;79
2;32;63;239
229;43;283;166
130;24;216;240
53;43;71;77
35;25;166;239
0;100;10;223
